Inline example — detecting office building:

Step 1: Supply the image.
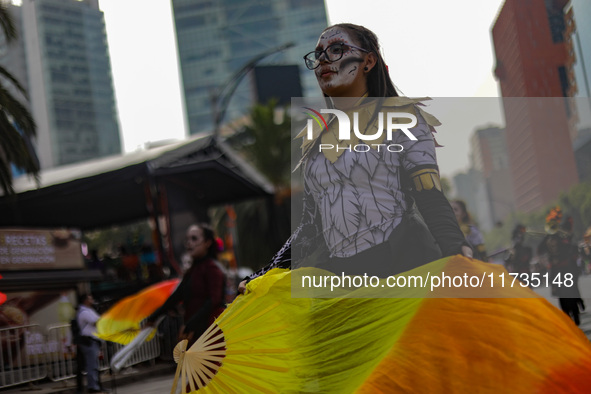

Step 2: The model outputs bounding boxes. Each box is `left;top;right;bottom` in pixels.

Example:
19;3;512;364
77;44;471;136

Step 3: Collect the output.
171;0;328;135
565;0;591;98
0;0;121;169
492;0;579;212
469;126;514;230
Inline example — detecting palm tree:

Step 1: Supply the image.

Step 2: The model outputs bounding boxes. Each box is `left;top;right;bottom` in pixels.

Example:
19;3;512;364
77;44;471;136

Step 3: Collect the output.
217;99;294;269
0;3;38;195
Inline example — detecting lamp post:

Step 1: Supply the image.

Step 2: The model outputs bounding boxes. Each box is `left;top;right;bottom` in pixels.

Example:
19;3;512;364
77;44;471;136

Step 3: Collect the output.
210;42;295;135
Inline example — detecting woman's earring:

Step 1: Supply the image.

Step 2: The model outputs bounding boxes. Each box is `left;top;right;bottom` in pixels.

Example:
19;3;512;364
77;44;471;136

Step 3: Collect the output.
364;66;369;71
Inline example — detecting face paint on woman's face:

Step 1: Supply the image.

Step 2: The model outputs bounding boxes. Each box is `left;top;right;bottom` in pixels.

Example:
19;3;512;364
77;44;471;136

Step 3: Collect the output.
315;28;367;97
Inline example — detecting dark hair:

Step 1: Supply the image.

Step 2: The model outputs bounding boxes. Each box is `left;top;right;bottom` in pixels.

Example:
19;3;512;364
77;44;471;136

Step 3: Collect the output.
452;199;472;224
194;223;218;259
77;293;90;306
511;224;526;241
322;23;399;97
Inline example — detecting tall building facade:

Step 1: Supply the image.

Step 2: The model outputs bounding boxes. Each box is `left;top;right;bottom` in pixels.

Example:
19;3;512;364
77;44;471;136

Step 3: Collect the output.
565;0;591;98
171;0;328;135
0;0;121;169
469;126;514;230
492;0;579;212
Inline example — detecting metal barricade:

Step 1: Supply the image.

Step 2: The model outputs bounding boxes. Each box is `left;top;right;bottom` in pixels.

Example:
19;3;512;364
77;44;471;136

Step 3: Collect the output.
47;323;162;375
1;321;166;389
159;315;183;362
46;324;77;382
106;323;162;370
0;324;48;389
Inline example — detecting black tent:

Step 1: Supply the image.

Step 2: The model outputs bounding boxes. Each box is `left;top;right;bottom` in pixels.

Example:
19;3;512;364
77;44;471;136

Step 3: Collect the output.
0;134;275;274
0;134;274;230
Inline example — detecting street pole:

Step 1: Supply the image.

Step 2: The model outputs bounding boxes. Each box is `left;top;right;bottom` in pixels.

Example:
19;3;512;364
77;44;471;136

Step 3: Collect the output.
211;42;295;135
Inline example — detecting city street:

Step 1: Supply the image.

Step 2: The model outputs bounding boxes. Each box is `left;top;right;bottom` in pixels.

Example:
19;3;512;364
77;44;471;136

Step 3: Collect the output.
110;374;175;394
533;272;591;338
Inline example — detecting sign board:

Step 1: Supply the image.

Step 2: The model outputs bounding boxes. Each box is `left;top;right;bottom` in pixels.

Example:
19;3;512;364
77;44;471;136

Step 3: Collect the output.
0;228;84;270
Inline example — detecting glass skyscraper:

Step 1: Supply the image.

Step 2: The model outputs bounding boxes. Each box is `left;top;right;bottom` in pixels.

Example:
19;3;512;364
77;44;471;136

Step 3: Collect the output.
171;0;328;135
0;0;121;169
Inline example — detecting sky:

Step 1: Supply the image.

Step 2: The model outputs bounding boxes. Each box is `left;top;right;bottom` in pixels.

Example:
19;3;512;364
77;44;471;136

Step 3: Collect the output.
98;0;506;178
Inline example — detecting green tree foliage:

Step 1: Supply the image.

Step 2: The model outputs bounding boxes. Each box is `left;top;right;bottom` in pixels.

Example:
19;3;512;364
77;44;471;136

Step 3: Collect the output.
217;100;293;269
83;220;153;258
0;3;39;195
226;99;292;187
484;182;591;256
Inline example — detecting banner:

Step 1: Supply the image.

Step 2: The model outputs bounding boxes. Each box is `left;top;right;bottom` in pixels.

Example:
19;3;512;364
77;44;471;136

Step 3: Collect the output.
0;228;84;270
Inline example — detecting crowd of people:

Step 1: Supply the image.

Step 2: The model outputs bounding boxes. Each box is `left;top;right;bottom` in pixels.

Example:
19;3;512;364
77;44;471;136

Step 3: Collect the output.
84;244;164;284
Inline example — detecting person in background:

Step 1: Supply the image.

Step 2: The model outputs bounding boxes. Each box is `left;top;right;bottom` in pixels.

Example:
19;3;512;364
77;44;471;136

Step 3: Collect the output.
504;224;532;274
504;224;533;286
147;223;226;346
538;211;585;325
451;199;488;261
76;293;108;393
578;226;591;274
119;245;140;282
538;232;584;325
140;243;162;283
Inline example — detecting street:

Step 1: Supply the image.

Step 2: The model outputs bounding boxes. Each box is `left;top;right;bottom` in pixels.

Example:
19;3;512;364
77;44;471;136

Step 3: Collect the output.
110;374;175;394
533;272;591;338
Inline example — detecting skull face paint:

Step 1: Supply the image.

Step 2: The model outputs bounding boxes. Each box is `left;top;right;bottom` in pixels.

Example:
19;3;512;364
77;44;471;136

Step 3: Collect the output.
314;28;368;97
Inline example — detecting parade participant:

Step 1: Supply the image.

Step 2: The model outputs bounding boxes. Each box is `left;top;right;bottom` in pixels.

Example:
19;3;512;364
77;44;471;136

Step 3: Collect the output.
451;199;488;261
147;224;225;345
538;209;585;325
240;23;471;290
578;226;591;274
504;224;532;276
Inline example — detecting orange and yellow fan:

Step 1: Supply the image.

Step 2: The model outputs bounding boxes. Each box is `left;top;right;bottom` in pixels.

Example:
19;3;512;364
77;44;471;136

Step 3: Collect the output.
96;278;180;345
170;256;591;393
95;279;180;372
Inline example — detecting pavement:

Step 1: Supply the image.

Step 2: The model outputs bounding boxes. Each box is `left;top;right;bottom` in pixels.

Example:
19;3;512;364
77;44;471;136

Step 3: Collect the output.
0;362;177;394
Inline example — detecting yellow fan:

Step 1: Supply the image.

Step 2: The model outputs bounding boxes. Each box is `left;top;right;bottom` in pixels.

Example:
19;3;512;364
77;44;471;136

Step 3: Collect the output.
170;269;309;393
170;257;591;393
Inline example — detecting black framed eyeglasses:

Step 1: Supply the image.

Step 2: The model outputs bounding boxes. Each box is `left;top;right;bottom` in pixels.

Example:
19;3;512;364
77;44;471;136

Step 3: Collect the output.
303;43;369;70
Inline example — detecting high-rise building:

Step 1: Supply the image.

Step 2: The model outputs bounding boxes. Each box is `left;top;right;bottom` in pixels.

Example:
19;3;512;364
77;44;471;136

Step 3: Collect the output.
0;0;121;169
573;127;591;182
492;0;579;212
171;0;328;135
565;0;591;98
565;1;591;184
469;126;514;230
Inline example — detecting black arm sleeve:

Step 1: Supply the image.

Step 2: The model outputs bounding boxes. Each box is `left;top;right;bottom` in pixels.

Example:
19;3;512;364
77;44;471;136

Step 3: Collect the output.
406;165;471;257
183;299;212;334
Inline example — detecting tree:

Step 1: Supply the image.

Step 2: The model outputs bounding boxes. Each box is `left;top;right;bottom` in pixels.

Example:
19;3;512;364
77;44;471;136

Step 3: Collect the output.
0;3;38;195
227;99;292;187
484;182;591;256
216;100;293;269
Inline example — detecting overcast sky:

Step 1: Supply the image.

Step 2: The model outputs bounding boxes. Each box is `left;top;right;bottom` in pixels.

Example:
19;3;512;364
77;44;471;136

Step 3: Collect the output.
98;0;506;178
